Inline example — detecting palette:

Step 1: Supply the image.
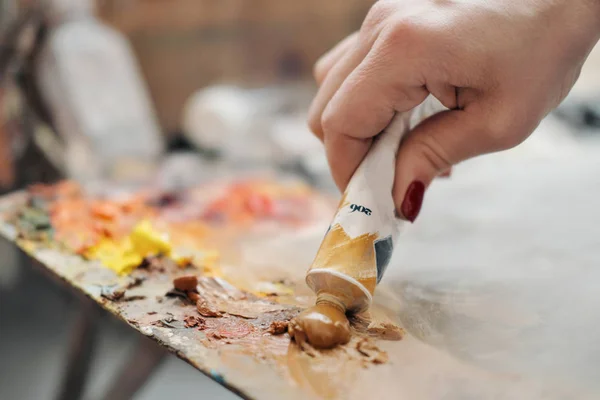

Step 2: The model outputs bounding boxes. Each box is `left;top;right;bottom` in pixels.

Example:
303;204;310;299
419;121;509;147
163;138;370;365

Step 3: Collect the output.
0;178;411;400
3;175;586;400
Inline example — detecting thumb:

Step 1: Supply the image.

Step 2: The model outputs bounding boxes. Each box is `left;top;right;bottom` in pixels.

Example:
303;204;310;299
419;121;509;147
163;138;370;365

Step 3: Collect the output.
393;107;505;222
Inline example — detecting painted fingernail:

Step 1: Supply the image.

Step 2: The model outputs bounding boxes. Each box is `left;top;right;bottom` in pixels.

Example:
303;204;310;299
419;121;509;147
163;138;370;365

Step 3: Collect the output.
400;181;425;222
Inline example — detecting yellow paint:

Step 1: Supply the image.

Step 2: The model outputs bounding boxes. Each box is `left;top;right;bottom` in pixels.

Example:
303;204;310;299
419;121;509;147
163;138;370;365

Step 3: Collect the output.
171;248;220;276
172;252;194;267
86;220;173;275
129;219;172;257
201;249;220;276
19;240;37;255
83;218;223;276
86;237;142;275
254;282;295;297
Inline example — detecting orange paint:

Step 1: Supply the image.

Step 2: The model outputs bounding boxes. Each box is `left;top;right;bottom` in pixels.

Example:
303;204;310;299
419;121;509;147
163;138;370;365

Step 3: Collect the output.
25;179;323;278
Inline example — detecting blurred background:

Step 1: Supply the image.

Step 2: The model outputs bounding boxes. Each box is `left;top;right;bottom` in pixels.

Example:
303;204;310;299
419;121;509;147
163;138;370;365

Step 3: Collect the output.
1;0;600;399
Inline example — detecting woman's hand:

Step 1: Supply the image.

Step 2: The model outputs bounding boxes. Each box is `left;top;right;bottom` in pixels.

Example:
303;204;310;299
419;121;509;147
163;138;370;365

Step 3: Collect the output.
309;0;600;221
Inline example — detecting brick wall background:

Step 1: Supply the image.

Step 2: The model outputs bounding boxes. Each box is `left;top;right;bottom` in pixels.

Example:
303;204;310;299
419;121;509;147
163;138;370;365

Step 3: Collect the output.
96;0;375;134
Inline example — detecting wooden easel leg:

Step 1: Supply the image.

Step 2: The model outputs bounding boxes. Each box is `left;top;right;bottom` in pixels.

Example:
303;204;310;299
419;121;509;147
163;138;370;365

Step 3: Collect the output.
99;336;167;400
55;299;98;400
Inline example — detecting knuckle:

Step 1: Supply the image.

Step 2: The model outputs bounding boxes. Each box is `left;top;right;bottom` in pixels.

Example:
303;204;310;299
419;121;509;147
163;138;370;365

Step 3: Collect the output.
484;115;532;151
411;134;453;172
361;0;394;38
387;18;419;45
379;17;431;58
313;60;326;84
320;106;341;137
308;110;324;139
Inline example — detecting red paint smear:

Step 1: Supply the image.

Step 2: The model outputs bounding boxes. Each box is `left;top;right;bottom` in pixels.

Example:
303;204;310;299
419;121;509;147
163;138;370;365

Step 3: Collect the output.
211;319;254;339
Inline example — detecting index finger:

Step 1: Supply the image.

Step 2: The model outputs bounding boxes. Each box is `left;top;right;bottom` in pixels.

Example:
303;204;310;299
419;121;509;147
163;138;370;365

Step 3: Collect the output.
314;32;358;86
321;34;428;190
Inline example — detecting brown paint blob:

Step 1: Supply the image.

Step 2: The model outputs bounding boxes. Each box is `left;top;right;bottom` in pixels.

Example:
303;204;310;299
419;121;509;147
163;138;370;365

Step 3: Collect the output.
184;315;205;328
187;291;200;303
173;275;198;292
289;301;351;349
267;320;289;335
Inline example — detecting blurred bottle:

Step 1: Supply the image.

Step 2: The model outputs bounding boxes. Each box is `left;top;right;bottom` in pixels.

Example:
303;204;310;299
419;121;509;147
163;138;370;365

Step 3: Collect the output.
181;85;280;165
181;83;333;188
35;0;164;183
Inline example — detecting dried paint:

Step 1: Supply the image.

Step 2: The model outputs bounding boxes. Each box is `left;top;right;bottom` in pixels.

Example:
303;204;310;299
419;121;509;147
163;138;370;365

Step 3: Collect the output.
356;338;388;365
173;275;198;292
101;286;125;301
366;321;405;341
267;320;289;335
197;299;222;318
349;308;406;342
209;319;254;340
214;299;288;319
13;204;54;242
187;292;201;303
184;315;206;328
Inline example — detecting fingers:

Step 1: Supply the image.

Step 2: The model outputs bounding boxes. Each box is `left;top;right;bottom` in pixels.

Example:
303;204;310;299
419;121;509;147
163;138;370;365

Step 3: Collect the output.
393;103;525;221
308;42;371;142
321;33;429;191
313;32;359;86
324;133;373;192
308;2;395;142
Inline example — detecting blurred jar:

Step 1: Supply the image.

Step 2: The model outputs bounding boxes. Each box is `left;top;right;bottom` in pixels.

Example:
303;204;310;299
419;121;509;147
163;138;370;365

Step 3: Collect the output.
35;0;164;184
182;85;276;163
181;83;334;189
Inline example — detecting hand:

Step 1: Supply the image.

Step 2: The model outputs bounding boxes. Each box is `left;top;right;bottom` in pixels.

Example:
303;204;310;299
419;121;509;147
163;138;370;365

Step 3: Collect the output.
309;0;600;221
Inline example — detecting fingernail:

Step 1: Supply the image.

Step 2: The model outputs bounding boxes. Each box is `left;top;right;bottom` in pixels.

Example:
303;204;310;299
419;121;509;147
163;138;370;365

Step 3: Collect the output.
400;181;425;222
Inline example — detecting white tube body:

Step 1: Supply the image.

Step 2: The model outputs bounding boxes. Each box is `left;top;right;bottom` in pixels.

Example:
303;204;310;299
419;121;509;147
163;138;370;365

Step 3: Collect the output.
306;96;446;312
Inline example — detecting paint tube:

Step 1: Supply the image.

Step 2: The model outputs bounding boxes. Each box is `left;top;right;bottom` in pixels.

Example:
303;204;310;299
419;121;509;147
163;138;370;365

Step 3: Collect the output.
306;96;446;313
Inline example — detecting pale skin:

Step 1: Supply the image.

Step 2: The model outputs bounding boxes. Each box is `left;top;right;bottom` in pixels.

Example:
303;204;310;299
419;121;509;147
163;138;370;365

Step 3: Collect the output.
309;0;600;220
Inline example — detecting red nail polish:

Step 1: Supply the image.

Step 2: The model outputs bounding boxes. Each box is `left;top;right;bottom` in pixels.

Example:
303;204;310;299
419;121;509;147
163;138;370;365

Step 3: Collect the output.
400;181;425;222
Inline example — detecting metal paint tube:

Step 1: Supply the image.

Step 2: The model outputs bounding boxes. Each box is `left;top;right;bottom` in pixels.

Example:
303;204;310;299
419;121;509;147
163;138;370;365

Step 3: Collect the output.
306;96;446;313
